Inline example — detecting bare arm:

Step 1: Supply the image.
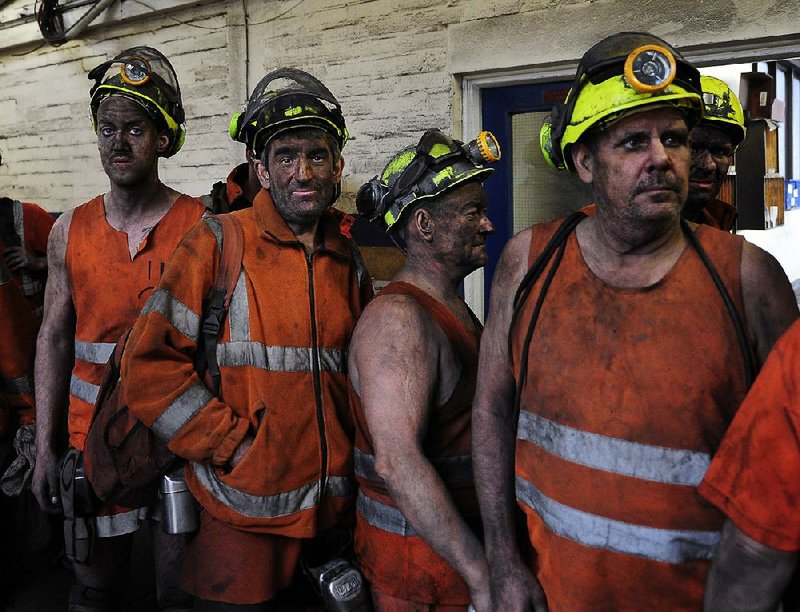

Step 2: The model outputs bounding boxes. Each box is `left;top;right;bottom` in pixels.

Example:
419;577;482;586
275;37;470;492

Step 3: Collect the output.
349;295;490;609
705;520;798;611
471;229;547;611
740;241;799;366
32;211;76;512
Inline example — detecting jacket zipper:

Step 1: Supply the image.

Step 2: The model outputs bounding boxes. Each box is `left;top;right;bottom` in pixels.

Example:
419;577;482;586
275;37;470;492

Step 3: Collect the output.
306;252;328;500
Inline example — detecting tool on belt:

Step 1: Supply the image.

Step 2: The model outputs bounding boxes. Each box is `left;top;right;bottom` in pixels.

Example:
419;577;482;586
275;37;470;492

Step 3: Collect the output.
58;447;100;564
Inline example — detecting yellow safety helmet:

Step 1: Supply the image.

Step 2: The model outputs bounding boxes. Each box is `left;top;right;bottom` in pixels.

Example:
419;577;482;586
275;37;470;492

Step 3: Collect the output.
356;129;500;232
542;32;703;172
699;75;746;148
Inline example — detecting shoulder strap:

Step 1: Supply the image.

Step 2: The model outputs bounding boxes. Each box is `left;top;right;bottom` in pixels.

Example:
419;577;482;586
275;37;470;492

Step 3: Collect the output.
681;220;756;388
510;211;586;419
195;214;244;394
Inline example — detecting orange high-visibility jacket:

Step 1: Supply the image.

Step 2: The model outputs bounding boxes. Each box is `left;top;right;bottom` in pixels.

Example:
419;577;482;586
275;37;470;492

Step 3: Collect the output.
351;281;481;605
0;255;37;433
65;194;205;451
510;219;749;611
122;190;372;536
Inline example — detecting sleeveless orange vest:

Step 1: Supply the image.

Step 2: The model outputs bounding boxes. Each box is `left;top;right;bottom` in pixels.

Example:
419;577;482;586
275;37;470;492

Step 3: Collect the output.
510;220;748;611
351;281;482;605
65;194;204;450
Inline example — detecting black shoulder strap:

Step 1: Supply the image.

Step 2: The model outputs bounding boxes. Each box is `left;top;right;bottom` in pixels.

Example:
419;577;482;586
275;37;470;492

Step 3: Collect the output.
681;220;756;388
193;214;244;395
510;211;586;418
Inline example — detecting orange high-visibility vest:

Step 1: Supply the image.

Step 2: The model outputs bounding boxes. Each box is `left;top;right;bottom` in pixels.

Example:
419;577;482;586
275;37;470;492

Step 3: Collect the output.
351;281;482;605
511;219;748;611
122;190;372;536
65;194;205;451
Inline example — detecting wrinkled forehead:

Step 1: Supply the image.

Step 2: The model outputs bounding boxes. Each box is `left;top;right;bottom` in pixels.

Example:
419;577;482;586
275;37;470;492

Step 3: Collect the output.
691;122;735;146
266;128;333;155
597;105;689;140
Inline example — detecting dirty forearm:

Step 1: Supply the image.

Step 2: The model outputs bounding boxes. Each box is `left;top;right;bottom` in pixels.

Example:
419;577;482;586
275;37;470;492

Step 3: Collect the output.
704;521;798;612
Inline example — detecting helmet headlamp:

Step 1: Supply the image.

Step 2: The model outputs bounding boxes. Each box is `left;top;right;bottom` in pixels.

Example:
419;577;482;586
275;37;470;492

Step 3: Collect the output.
624;44;677;93
469;131;502;164
120;56;151;86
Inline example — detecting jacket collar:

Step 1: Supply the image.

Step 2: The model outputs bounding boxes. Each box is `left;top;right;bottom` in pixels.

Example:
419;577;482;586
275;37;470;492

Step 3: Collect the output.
253;189;351;259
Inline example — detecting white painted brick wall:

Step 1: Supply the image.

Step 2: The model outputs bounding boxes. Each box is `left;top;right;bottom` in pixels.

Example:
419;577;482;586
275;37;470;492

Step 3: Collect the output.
1;0;799;213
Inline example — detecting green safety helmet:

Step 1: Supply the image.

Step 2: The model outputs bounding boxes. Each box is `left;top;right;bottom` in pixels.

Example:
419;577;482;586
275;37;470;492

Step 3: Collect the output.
541;32;703;172
89;46;186;158
699;75;747;148
356;129;501;232
233;68;348;157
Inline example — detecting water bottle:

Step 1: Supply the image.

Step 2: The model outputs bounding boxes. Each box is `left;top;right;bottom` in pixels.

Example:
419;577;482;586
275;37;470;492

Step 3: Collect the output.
159;465;199;534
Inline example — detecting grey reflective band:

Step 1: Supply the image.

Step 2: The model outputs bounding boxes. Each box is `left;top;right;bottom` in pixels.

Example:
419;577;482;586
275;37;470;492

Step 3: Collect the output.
70;374;100;405
192;463;353;518
356;490;417;536
228;271;251;342
355;448;473;487
150;383;215;443
517;411;711;486
2;374;33;396
217;342;346;373
74;340;116;365
515;476;720;564
94;506;150;538
141;289;201;343
203;216;224;252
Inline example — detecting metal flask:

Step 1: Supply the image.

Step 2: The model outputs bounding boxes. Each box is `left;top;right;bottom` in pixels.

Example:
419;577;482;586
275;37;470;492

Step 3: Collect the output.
159;465;199;534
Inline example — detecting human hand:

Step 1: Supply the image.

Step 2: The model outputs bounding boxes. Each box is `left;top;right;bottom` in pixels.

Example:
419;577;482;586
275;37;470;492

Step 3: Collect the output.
32;447;62;514
3;246;45;272
490;557;548;611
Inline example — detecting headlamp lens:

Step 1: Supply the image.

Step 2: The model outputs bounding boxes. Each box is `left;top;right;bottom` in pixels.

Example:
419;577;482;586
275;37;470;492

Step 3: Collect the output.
465;131;502;165
121;57;151;86
624;45;676;93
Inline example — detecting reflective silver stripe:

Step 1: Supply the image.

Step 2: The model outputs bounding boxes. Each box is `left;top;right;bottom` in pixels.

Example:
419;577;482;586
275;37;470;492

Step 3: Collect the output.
191;462;353;519
357;490;416;536
228;270;250;341
517;411;711;486
2;374;33;396
216;342;345;373
94;506;149;538
69;374;100;405
74;341;115;365
515;476;720;564
203;216;224;252
354;448;473;486
140;289;201;342
150;383;215;443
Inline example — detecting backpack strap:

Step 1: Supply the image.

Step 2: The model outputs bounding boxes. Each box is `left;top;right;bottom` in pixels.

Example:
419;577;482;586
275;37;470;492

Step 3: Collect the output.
195;214;245;395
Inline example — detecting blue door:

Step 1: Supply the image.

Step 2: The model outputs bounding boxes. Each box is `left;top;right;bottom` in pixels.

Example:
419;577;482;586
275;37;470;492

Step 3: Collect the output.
479;82;593;310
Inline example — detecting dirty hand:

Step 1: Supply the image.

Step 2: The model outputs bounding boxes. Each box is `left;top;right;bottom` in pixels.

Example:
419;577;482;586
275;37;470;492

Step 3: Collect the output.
490;557;548;612
3;246;45;273
32;447;62;514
